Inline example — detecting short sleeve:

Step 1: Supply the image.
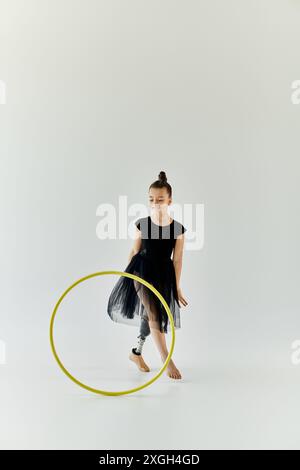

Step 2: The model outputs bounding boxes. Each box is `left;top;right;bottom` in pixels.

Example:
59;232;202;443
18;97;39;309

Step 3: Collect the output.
179;224;187;236
174;221;186;238
135;218;141;231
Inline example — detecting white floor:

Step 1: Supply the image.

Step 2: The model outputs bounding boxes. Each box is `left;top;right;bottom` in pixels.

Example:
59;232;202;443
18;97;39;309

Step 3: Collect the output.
1;356;300;450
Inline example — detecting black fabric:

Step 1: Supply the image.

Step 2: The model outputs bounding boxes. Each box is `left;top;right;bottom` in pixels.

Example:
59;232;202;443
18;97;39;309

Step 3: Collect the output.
107;216;186;334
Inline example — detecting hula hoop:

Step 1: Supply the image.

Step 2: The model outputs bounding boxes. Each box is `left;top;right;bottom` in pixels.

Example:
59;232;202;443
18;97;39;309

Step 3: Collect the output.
49;271;175;396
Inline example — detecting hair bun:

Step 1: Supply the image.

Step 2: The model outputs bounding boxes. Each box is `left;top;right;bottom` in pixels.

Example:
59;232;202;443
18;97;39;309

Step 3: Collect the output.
149;170;172;197
158;171;167;183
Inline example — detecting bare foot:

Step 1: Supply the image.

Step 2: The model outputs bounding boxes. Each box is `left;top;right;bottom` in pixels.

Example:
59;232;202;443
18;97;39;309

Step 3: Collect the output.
162;357;182;380
129;351;150;372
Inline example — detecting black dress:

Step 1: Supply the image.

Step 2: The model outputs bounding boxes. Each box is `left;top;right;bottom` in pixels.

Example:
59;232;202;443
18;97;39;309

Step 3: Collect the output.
107;216;187;334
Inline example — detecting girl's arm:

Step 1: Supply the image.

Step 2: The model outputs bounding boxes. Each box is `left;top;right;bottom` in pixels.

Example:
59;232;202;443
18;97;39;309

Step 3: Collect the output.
172;233;185;288
128;227;142;264
172;234;188;307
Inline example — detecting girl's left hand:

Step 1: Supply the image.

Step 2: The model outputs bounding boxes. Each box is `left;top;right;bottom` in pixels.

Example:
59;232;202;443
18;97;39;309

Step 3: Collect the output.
177;287;188;308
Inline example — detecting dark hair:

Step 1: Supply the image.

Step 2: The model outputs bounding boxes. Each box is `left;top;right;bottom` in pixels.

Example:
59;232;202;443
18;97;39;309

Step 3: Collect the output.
149;171;172;198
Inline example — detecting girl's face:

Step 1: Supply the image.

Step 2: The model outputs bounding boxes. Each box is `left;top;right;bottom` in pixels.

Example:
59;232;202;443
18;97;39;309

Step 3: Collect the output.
148;187;172;214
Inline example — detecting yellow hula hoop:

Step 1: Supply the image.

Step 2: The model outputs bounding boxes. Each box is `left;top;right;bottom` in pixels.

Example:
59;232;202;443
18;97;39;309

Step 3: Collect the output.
49;270;175;396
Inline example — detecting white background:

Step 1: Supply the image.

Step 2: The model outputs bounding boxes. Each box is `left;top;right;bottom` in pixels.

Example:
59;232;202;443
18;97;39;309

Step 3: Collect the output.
1;0;300;450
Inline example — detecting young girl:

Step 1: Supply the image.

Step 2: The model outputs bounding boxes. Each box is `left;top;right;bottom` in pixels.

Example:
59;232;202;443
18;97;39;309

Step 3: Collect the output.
107;171;188;379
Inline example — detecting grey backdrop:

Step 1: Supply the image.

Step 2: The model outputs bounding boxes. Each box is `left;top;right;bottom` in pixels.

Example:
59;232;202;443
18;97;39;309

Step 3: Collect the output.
1;0;300;450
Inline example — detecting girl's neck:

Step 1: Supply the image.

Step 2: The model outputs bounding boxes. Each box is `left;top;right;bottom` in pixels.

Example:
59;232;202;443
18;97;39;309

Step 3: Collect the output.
150;213;173;227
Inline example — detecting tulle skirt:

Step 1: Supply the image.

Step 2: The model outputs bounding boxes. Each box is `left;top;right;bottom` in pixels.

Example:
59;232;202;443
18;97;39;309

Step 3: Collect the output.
107;249;181;334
